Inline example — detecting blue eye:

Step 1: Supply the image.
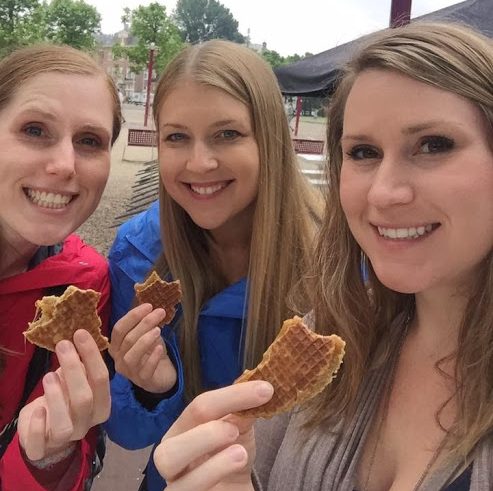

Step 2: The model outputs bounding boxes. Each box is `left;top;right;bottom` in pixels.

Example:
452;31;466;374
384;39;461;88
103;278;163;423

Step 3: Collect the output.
166;133;186;142
346;145;380;160
219;129;240;140
79;136;101;147
420;136;454;154
24;124;43;137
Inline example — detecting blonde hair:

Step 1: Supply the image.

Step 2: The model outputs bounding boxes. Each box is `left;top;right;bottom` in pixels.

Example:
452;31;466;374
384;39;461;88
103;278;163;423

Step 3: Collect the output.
0;43;122;144
308;22;493;460
152;40;323;400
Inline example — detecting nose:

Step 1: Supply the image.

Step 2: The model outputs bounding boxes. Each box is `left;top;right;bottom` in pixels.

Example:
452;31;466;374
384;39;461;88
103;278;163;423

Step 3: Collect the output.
186;141;218;173
367;156;414;208
45;139;76;178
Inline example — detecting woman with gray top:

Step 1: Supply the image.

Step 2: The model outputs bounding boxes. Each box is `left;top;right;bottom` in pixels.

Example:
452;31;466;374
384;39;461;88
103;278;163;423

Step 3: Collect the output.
152;22;493;491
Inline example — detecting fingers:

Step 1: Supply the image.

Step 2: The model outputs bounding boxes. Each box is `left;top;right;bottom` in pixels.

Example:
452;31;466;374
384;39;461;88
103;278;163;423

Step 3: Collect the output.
155;420;242;482
20;406;48;461
110;305;165;356
42;372;74;444
165;381;274;439
72;330;111;424
137;342;165;381
122;326;163;370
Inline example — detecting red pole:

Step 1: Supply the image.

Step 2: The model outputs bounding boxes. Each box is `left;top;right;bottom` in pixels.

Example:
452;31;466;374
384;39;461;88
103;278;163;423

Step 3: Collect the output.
294;96;302;136
389;0;412;27
144;43;155;127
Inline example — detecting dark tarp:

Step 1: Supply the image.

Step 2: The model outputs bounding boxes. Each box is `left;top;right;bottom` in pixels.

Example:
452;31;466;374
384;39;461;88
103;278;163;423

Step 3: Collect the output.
274;0;493;97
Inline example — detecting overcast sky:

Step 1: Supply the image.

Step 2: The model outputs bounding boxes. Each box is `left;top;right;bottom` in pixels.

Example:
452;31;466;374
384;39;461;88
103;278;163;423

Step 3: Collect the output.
86;0;462;56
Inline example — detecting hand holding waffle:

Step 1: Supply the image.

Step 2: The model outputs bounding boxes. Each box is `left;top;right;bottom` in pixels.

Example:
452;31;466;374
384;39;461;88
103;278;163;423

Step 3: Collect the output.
154;381;273;491
154;317;345;490
109;304;177;394
17;329;111;462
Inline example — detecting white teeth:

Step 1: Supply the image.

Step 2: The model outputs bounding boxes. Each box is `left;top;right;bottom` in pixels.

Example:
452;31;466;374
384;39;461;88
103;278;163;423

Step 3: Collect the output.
190;183;227;195
26;189;72;209
377;225;435;240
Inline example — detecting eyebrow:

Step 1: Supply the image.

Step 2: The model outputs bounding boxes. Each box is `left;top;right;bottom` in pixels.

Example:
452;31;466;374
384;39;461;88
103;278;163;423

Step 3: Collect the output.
160;119;244;131
341;120;460;142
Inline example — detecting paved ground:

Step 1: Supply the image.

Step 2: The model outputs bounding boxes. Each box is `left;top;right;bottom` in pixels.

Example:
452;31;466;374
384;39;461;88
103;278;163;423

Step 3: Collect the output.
77;106;326;490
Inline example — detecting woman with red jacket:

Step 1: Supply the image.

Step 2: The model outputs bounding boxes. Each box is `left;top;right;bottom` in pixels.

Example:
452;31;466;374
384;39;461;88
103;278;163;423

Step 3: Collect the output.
0;44;122;490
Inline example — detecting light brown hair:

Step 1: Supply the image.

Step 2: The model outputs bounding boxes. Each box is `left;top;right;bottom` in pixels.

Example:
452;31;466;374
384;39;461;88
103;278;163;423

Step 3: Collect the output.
308;22;493;460
0;43;122;144
152;39;323;400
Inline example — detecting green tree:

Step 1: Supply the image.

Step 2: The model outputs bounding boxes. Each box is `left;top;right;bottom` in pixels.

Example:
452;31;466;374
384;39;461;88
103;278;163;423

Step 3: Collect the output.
44;0;101;50
0;0;46;53
174;0;244;44
261;48;284;68
114;2;183;74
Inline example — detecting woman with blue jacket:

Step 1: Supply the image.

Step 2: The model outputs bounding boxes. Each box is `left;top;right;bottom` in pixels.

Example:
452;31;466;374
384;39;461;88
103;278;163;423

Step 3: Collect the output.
106;40;323;490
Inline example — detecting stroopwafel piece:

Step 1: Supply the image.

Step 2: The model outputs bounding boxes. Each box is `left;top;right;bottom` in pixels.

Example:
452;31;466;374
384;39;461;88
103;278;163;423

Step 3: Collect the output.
134;271;182;325
24;285;109;351
235;316;345;418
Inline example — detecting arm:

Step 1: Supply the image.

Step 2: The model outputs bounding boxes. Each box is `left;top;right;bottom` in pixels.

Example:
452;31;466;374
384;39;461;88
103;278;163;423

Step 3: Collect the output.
1;330;110;491
105;310;185;449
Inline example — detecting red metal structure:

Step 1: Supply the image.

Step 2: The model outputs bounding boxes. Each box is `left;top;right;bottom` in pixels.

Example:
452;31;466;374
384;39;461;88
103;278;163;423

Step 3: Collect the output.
390;0;412;27
143;43;156;127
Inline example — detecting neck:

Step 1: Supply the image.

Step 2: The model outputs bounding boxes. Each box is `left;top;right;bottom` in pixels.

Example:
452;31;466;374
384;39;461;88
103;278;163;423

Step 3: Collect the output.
208;212;253;285
411;287;469;359
0;236;38;280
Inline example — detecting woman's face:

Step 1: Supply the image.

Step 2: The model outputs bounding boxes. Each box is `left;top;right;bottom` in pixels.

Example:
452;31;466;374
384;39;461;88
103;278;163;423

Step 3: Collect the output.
340;69;493;295
0;72;114;249
157;82;260;237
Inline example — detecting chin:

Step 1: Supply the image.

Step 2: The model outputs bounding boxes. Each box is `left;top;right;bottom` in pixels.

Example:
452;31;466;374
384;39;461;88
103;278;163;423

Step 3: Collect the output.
371;270;424;295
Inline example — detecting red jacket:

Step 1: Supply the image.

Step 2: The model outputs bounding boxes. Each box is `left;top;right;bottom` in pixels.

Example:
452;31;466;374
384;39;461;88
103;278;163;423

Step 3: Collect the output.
0;234;110;491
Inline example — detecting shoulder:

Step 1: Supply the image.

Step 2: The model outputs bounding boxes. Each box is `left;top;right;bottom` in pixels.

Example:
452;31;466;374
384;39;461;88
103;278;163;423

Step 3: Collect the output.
110;201;161;261
60;234;109;290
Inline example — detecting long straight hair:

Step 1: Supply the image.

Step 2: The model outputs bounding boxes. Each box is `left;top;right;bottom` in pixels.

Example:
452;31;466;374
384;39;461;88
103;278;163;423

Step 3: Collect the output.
152;40;323;400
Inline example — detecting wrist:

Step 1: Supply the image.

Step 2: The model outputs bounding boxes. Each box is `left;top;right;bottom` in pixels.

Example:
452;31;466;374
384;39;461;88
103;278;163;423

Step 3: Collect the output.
25;441;77;469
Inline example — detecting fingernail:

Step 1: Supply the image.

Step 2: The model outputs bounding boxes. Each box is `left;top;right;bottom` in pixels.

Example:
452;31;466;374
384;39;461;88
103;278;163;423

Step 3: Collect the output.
256;382;274;398
44;372;57;384
76;329;91;343
228;444;246;462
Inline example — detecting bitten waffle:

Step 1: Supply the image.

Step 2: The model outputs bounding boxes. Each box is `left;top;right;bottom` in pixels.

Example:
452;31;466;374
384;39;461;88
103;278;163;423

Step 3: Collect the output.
134;271;182;325
235;316;345;418
24;285;109;351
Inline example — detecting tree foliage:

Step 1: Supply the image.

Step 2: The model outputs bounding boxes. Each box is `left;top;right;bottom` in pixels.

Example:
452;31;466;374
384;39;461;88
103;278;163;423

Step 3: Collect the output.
0;0;45;53
44;0;101;50
0;0;101;55
174;0;244;44
262;49;313;68
113;2;183;74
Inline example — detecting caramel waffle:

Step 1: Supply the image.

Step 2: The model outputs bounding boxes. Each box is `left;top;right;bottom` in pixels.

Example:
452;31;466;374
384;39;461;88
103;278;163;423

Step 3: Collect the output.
134;271;182;325
24;285;109;351
235;316;345;418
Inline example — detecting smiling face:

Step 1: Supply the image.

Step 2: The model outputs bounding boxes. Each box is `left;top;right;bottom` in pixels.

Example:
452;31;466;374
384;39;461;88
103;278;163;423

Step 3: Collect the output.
157;82;260;237
0;72;114;249
339;69;493;295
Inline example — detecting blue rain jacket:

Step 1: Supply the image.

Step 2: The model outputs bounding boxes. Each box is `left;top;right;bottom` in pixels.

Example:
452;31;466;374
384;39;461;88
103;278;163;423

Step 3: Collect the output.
105;201;247;490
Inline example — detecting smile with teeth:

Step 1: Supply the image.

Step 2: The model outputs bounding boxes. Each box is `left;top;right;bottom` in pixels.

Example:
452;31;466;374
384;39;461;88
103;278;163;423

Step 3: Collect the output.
189;182;229;196
377;224;437;240
25;188;74;209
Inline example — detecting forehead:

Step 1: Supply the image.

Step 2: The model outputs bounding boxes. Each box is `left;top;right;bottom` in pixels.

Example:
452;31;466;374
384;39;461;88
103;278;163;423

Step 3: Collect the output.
160;82;249;119
343;69;483;130
7;72;114;128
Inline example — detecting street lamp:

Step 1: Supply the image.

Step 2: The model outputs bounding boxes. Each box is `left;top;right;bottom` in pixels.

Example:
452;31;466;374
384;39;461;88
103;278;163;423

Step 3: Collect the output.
144;42;156;127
